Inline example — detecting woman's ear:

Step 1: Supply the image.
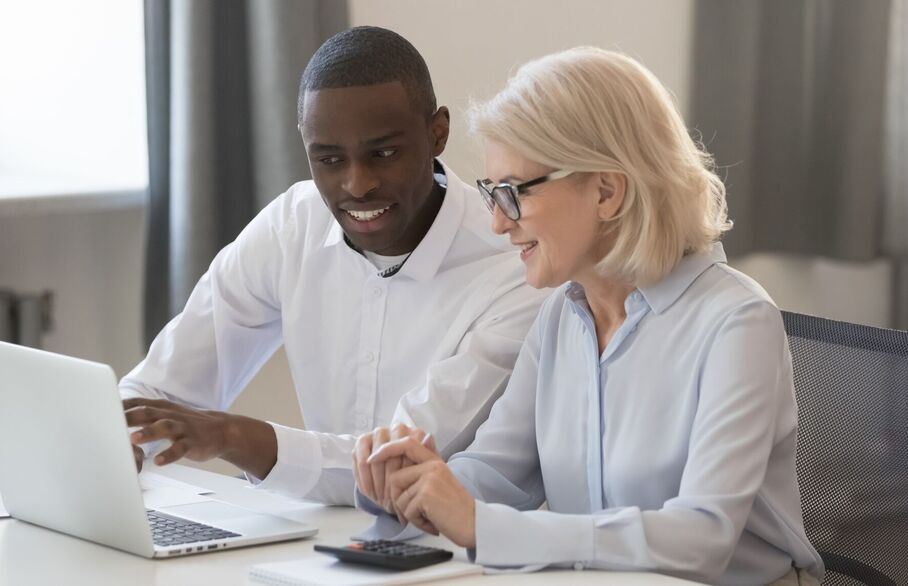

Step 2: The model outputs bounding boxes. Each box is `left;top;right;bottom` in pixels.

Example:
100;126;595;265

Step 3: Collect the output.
597;172;626;221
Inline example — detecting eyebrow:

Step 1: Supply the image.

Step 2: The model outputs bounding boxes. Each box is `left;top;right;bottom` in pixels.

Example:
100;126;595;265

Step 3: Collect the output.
308;131;406;154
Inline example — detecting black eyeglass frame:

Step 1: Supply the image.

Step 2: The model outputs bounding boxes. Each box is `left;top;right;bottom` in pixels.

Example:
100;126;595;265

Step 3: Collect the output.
476;169;574;221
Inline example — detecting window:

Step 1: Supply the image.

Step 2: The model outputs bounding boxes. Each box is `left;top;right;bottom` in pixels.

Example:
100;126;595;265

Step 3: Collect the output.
0;0;147;206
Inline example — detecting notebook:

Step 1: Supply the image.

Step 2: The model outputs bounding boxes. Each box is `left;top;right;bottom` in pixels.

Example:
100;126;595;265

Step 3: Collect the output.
248;555;483;585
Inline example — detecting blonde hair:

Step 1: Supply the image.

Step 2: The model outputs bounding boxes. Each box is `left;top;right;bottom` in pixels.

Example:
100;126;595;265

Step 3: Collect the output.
469;47;731;286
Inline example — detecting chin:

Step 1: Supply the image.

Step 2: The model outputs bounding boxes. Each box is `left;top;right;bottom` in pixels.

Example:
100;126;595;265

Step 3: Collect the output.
525;271;551;290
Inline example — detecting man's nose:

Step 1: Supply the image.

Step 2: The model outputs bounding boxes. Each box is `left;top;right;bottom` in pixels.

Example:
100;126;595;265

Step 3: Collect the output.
342;162;380;199
490;204;515;235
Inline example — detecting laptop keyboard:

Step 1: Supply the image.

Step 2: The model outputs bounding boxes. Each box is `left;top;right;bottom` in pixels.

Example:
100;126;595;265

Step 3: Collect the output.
147;510;241;547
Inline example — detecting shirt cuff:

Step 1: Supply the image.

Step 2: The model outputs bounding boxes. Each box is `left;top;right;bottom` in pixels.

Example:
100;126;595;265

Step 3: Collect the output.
249;423;323;499
473;501;594;568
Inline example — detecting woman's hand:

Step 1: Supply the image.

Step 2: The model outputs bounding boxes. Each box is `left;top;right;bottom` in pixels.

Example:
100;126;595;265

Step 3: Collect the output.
353;423;433;515
370;436;477;549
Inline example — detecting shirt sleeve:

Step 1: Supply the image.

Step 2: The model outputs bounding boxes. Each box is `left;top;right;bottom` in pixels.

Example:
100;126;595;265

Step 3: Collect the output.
443;298;547;510
119;197;288;446
391;264;550;461
258;264;550;505
463;301;797;584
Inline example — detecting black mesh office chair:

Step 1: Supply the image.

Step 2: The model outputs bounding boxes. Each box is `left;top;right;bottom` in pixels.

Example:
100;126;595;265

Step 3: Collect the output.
783;311;908;586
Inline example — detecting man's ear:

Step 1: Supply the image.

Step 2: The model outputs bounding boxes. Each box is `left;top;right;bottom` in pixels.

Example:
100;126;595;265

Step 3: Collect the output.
597;172;626;221
429;106;450;157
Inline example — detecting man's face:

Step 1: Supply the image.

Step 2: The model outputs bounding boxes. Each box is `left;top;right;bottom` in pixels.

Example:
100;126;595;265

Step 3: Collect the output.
300;82;449;255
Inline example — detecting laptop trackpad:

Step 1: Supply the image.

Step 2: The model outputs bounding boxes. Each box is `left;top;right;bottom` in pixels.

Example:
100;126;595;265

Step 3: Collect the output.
159;500;253;522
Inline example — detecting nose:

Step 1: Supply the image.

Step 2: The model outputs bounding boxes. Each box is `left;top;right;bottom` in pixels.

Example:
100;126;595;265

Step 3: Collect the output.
490;204;515;235
342;161;380;199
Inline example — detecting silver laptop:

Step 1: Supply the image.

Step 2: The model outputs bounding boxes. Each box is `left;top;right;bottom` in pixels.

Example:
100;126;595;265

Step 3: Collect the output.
0;342;317;558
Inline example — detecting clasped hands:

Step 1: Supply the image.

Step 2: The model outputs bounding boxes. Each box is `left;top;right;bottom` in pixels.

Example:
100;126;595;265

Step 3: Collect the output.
353;423;477;549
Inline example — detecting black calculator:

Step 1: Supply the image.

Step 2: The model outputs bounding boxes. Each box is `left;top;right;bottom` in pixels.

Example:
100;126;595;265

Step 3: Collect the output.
313;539;454;571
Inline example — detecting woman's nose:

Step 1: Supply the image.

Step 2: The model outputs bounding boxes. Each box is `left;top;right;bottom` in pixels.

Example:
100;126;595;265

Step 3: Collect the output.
490;204;514;235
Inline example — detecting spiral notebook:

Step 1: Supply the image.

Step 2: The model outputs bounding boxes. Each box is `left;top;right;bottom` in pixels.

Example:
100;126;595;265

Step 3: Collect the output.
248;555;482;586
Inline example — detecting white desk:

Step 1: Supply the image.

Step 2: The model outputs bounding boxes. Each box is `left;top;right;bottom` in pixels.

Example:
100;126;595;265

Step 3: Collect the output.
0;463;696;586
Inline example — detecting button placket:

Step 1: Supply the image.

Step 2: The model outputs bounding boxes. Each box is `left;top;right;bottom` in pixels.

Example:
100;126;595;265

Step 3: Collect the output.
353;276;388;434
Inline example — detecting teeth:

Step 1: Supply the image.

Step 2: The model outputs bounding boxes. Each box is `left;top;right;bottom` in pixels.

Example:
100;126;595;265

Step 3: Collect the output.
346;206;391;222
521;241;538;252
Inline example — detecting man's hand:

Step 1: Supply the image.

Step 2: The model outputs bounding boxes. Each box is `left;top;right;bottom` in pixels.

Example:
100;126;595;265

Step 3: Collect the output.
122;398;278;479
132;444;145;472
353;424;434;515
371;436;476;548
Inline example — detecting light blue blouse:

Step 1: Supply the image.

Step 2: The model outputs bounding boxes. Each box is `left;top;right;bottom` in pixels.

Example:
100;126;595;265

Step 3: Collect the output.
447;243;824;584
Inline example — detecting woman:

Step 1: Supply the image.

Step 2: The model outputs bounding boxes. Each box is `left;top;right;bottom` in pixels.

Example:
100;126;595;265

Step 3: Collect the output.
354;47;823;585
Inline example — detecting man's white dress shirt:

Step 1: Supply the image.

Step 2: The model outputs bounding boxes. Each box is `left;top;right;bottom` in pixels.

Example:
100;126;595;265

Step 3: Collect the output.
363;243;824;584
120;161;548;504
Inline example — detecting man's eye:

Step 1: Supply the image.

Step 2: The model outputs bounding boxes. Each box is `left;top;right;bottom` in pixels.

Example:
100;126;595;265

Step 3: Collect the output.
319;156;342;165
375;148;396;159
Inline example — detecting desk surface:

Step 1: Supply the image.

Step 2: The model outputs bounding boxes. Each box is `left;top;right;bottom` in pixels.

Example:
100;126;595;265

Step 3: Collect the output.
0;463;696;586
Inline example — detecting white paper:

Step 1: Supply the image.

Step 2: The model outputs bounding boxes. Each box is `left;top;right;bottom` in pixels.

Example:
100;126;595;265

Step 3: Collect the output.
139;471;214;495
0;492;8;518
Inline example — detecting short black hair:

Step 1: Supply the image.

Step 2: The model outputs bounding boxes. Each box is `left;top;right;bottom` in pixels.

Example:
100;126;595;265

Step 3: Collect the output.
298;26;437;121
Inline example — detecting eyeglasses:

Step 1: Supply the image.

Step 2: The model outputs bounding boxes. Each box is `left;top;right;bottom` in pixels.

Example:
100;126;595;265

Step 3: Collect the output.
476;170;574;221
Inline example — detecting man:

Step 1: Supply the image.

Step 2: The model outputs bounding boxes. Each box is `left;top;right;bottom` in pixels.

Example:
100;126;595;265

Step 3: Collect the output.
121;26;547;505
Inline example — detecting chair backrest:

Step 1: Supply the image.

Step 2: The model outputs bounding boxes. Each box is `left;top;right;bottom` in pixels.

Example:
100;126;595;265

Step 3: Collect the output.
783;311;908;586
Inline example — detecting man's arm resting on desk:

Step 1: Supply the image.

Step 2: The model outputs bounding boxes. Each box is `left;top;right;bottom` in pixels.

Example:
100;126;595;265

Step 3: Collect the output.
124;398;278;480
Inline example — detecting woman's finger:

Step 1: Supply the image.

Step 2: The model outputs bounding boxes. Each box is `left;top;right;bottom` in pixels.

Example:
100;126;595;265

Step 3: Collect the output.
368;435;438;465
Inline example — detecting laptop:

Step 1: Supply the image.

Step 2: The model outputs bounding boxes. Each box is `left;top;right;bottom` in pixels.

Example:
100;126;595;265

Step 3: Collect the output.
0;341;317;558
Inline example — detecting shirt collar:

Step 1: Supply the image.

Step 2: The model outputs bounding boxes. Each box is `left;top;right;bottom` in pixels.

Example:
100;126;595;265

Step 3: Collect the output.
638;242;727;314
321;159;465;282
395;160;464;282
563;242;727;315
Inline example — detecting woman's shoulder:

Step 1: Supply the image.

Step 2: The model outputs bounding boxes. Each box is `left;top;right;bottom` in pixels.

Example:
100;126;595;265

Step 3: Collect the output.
681;262;784;333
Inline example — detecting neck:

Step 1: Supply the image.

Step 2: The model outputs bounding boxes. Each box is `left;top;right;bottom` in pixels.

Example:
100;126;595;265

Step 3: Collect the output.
575;270;636;353
377;178;444;256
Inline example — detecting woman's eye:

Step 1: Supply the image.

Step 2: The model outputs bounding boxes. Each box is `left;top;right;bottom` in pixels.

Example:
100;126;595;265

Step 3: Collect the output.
375;148;396;158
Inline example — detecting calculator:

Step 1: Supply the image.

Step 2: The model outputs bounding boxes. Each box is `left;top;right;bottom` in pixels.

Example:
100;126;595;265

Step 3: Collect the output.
313;539;454;570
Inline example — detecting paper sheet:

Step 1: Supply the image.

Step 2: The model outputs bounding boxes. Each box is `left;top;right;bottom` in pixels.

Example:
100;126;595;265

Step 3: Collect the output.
139;471;214;495
0;492;8;518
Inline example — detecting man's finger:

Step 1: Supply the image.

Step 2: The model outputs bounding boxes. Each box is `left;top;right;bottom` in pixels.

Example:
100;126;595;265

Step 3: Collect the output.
133;444;145;472
368;436;437;465
122;398;176;411
124;405;171;427
130;418;183;444
153;439;189;466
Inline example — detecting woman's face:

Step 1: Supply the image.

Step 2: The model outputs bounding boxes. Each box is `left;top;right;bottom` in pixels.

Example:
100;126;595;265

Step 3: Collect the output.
483;141;622;289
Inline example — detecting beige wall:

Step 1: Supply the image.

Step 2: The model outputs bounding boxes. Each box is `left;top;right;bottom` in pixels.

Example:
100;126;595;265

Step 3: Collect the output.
349;0;694;181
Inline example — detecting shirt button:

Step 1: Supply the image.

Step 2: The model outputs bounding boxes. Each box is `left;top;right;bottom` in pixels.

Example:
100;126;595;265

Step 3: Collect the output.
372;287;383;298
365;351;375;363
573;562;584;571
